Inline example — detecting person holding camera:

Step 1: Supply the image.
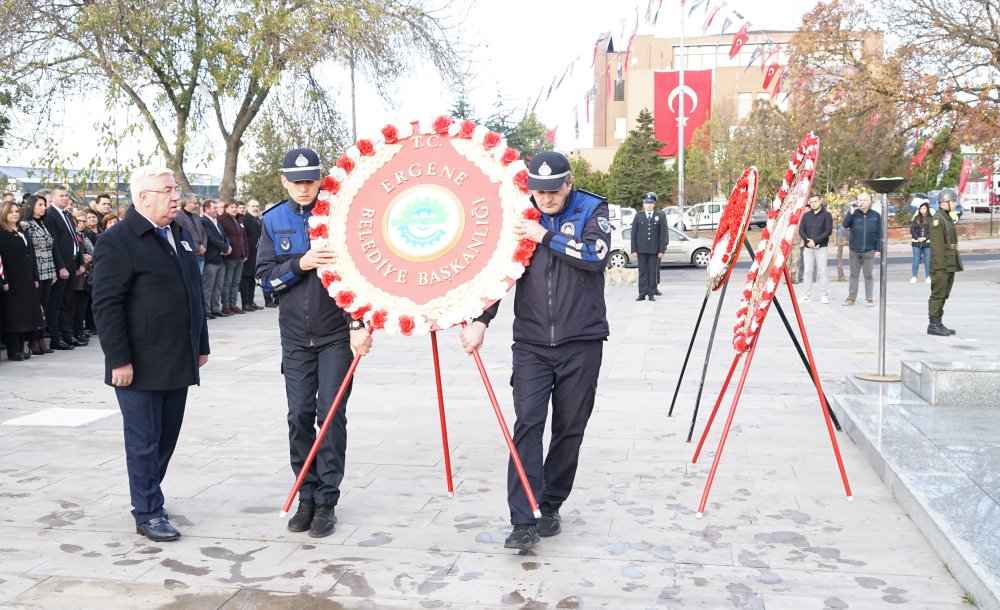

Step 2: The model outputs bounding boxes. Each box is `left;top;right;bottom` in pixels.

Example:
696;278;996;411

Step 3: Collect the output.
842;192;880;307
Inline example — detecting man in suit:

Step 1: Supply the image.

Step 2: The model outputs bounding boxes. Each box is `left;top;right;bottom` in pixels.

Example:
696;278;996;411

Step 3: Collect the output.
91;166;210;542
174;193;207;272
239;199;263;311
200;199;231;319
44;186;86;349
630;192;668;301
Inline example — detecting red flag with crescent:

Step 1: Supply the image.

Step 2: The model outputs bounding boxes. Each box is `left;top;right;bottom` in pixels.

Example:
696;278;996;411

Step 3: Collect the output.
653;69;713;157
762;62;780;89
729;22;750;58
906;139;935;176
957;159;973;194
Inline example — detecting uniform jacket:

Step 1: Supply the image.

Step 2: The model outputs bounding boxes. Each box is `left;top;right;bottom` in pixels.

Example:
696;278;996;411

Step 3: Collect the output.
929;210;963;273
174;208;208;258
843;208;881;252
255;198;352;347
631;209;668;255
478;189;611;347
799;207;833;247
44;204;82;273
201;215;230;266
91;206;210;391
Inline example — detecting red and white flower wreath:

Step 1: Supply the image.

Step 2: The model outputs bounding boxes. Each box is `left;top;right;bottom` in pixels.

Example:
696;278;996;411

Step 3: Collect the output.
306;115;539;336
707;167;759;291
732;132;820;353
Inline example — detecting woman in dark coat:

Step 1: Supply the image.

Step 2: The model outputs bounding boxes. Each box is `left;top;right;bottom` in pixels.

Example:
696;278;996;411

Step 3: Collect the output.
0;201;43;361
217;200;247;314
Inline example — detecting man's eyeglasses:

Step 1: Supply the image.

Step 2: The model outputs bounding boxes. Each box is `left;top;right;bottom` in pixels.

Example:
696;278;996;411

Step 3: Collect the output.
143;186;181;196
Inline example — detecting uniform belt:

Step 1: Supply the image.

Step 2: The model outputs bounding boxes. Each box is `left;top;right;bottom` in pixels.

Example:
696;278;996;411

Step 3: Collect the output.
948;244;956;250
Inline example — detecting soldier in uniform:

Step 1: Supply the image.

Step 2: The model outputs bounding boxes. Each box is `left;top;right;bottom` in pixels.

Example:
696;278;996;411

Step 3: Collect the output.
631;192;667;301
927;188;962;336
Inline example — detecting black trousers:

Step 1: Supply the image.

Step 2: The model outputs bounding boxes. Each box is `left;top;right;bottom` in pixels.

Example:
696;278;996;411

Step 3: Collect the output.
508;340;603;525
72;289;90;336
239;276;257;307
47;276;74;341
282;339;353;506
637;253;659;297
116;386;187;524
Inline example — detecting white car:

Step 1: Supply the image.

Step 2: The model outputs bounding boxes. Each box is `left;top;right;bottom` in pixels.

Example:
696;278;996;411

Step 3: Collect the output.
681;200;727;231
661;206;683;227
607;226;712;269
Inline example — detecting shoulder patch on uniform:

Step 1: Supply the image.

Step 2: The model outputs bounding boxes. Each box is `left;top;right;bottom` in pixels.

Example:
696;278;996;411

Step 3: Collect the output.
597;217;611;233
933;218;940;226
279;236;292;251
560;221;576;236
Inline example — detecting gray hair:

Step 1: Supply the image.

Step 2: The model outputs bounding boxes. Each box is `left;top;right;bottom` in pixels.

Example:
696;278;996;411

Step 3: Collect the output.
129;166;175;204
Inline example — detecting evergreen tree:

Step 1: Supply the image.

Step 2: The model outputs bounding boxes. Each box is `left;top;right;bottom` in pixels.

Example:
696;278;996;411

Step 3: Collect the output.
608;108;671;208
449;91;476;121
569;157;611;199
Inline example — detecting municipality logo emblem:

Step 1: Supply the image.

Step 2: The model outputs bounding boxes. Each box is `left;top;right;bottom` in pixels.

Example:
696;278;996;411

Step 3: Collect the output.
295;154;308;167
384;185;464;261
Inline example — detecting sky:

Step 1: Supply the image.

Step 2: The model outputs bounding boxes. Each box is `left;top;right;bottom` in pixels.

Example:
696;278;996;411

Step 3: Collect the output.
1;0;825;181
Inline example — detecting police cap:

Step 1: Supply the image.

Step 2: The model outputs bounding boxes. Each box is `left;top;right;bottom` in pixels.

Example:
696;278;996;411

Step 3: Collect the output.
527;151;572;191
281;147;321;182
643;192;658;203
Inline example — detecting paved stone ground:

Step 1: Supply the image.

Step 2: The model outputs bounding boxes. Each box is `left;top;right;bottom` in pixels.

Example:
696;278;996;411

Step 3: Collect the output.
2;256;995;608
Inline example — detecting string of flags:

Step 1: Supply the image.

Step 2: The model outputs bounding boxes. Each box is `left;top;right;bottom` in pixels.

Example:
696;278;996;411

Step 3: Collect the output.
524;0;803;143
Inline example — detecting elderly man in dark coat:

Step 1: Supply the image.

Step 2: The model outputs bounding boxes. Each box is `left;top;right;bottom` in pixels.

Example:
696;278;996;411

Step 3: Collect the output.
91;166;210;542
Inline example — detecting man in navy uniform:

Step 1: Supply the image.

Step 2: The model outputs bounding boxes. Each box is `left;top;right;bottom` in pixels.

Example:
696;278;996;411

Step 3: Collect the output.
460;151;611;550
631;192;667;301
91;166;210;542
256;147;373;538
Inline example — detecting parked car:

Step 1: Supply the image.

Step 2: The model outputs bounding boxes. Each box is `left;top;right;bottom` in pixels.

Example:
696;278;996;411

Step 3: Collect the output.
607;226;712;269
607;203;636;228
661;206;683;227
681;200;727;231
750;201;769;229
908;191;964;219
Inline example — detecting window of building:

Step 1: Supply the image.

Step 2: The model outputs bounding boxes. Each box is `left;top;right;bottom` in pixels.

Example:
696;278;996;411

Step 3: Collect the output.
737;92;754;119
614;117;627;140
614;79;625;101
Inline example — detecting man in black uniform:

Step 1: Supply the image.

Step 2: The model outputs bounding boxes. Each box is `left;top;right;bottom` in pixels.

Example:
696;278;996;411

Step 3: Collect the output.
927;188;962;336
631;192;667;301
461;151;611;551
256;147;372;538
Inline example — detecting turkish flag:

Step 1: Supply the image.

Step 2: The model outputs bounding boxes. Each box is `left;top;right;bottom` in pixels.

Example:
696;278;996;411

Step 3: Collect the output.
653;69;713;157
762;62;780;90
958;159;972;195
729;22;750;58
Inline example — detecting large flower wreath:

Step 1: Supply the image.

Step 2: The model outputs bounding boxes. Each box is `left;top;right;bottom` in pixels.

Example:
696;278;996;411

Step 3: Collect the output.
706;167;758;291
307;116;539;336
732;133;820;353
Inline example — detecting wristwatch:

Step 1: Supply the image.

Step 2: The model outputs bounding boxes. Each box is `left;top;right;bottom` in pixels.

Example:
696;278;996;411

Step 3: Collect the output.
348;319;366;331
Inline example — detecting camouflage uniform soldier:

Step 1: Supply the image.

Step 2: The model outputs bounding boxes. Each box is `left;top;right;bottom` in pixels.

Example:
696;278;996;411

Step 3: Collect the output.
927;188;962;336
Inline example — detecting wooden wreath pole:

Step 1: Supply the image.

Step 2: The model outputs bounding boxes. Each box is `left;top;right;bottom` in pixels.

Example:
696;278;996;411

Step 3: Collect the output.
668;289;710;417
741;239;841;431
691;347;743;464
782;268;853;500
461;322;541;518
686;277;732;442
430;331;455;497
280;329;370;517
696;322;765;518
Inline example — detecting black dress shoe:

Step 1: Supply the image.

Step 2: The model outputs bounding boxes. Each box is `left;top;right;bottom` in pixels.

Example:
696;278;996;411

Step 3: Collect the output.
287;499;315;532
265;302;278;308
654;289;662;296
308;504;337;538
50;341;74;350
215;310;232;317
136;517;180;541
636;295;646;301
648;296;656;301
74;335;90;345
42;344;54;354
206;312;217;319
8;353;27;361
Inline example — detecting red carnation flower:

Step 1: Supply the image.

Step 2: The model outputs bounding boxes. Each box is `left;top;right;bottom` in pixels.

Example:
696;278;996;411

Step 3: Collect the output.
780;241;791;257
321;271;341;289
432;116;452;135
501;147;521;166
336;155;355;173
770;267;782;283
371;309;389;331
512;169;529;193
523;208;541;222
483;131;502;150
513;239;537;265
321;176;341;195
351;304;372;321
334;290;355;309
398;315;416;336
457;120;476;139
308;224;328;240
382;124;399;144
742;289;752;300
754;250;765;263
767;209;780;220
356;139;375;156
312;199;330;216
760;227;770;240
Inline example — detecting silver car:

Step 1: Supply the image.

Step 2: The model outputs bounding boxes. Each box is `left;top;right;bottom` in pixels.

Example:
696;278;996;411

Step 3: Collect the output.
607;226;712;269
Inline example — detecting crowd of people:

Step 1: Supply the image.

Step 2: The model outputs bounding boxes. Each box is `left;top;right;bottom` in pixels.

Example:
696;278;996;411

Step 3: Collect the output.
0;188;270;364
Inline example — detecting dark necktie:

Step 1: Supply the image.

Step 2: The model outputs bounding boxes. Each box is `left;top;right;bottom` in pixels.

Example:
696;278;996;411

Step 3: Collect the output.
155;226;170;241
